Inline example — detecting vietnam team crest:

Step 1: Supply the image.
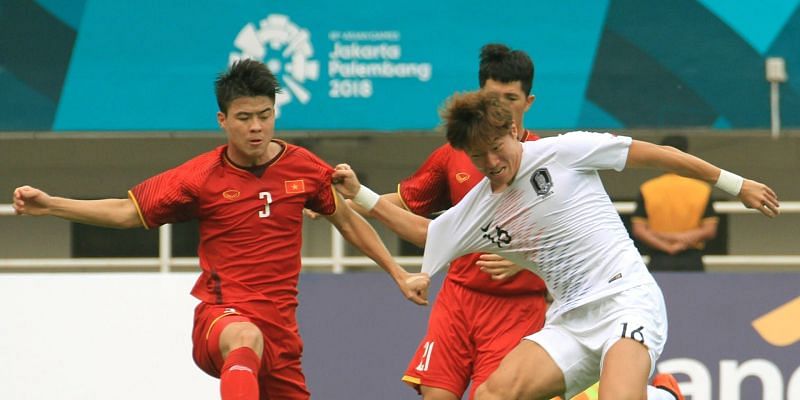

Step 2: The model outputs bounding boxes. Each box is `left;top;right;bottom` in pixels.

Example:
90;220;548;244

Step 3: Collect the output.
530;168;553;196
229;14;320;117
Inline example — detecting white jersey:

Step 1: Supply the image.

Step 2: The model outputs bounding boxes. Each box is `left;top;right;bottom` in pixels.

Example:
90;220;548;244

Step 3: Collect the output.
422;131;655;318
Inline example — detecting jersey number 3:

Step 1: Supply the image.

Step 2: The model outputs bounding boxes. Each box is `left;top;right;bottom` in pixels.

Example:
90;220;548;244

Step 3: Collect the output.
259;192;273;218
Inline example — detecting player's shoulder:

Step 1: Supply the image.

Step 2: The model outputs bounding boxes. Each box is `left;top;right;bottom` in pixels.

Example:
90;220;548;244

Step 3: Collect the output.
433;142;459;157
178;145;226;173
276;140;333;171
280;140;322;161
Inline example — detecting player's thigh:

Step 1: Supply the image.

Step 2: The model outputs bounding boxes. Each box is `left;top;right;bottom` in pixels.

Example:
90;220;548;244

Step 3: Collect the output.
403;282;473;397
420;385;461;400
219;320;264;359
477;340;565;400
471;293;547;393
599;338;650;400
192;304;252;377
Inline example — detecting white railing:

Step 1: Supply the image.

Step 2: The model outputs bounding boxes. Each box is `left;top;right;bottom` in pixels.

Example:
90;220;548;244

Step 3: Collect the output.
2;202;799;273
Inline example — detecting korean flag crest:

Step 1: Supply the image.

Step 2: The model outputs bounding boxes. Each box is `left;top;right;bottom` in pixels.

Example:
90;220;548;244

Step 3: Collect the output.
530;168;553;196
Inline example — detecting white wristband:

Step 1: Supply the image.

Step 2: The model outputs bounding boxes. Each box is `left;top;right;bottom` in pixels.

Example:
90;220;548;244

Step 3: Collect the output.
352;185;380;211
715;169;744;196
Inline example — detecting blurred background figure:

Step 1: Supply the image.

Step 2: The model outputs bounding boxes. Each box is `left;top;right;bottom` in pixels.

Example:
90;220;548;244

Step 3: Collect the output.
632;135;719;272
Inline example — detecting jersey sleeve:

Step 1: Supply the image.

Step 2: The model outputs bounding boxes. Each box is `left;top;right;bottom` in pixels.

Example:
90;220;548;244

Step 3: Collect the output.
398;145;452;215
128;161;204;229
421;212;460;276
556;131;632;172
300;150;338;216
420;187;489;276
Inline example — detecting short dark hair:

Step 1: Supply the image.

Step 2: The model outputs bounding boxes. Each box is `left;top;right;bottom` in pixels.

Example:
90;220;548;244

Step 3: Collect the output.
479;43;534;96
215;59;281;114
660;135;689;153
443;91;513;151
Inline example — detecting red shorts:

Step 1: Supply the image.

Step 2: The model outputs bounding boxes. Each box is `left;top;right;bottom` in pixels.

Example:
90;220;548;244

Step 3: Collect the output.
402;279;547;399
192;301;309;400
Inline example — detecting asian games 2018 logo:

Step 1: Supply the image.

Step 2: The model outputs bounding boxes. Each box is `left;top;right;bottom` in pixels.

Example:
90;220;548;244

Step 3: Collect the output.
229;14;320;117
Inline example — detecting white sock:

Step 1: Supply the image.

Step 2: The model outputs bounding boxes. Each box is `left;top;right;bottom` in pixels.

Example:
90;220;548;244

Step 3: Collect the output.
647;385;678;400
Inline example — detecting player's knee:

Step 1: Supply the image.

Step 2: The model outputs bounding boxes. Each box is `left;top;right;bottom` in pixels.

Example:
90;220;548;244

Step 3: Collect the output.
225;322;264;358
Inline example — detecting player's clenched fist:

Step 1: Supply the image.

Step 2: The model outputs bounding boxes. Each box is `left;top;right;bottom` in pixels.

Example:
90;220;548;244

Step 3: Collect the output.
402;272;431;306
13;186;52;216
332;164;361;199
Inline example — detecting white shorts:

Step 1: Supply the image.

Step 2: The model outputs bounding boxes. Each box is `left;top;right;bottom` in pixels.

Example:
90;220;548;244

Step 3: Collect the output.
524;283;668;399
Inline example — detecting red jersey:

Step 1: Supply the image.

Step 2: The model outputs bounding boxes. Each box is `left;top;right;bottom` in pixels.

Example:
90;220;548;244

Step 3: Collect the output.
129;141;337;310
398;131;547;295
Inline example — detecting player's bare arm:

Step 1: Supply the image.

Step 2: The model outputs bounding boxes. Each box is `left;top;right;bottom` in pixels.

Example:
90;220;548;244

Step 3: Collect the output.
346;193;404;218
324;191;430;305
13;185;142;228
625;140;780;218
332;164;431;247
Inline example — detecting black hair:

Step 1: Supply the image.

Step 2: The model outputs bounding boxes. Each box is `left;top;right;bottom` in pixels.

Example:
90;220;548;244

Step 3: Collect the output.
479;43;534;95
215;59;281;114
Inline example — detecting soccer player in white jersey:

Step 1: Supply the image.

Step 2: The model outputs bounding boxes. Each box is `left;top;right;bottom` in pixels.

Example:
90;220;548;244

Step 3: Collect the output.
332;90;779;400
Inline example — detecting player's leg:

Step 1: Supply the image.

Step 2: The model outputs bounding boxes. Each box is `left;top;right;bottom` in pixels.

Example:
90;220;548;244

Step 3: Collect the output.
192;304;263;400
402;280;473;399
217;320;263;400
420;386;460;400
598;338;651;399
599;339;682;400
469;291;547;399
599;283;675;400
474;339;566;400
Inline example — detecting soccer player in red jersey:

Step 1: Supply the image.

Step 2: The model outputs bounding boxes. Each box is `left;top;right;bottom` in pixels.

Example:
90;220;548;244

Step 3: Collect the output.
396;44;547;400
11;59;429;400
341;44;547;400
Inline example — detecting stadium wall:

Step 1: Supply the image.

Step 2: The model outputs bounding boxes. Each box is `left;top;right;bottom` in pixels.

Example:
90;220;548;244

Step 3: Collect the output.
0;272;798;400
1;132;798;260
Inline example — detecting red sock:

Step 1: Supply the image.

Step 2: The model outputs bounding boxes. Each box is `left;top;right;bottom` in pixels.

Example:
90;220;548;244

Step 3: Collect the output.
220;347;261;400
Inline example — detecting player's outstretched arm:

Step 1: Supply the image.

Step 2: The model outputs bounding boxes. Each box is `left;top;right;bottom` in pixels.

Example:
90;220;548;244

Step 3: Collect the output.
332;164;431;247
12;185;143;228
625;140;780;218
325;195;430;306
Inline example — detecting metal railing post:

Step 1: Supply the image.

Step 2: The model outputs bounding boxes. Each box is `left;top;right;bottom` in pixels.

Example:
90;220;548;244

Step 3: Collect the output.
159;224;172;273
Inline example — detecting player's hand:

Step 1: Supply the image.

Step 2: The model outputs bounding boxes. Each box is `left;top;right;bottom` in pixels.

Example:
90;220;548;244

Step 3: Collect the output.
331;164;362;199
739;179;780;218
399;272;430;306
303;208;321;220
12;185;52;216
477;253;524;280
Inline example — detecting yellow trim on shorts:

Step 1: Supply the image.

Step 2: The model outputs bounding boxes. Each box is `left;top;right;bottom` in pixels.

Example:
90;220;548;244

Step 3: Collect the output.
205;310;242;340
401;374;421;385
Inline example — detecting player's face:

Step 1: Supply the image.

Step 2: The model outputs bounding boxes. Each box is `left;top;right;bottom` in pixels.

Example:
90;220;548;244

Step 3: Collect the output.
481;79;534;139
218;96;276;166
467;126;523;191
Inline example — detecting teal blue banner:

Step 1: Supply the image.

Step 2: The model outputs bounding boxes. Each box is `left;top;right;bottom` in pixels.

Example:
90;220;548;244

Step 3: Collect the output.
2;0;799;131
